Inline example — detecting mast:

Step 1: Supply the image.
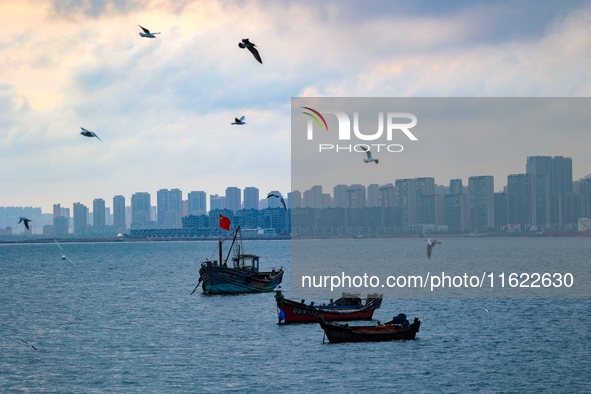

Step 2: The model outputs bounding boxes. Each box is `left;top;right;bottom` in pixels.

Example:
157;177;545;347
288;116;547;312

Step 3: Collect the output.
218;219;222;265
224;226;241;266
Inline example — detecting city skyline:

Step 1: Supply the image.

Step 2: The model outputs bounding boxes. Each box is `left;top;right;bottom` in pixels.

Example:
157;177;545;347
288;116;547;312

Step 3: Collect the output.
5;159;590;217
3;2;591;213
3;154;589;235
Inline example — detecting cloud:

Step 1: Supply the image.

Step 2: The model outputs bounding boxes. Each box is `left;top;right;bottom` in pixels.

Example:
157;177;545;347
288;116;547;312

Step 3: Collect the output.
49;0;147;19
2;0;591;211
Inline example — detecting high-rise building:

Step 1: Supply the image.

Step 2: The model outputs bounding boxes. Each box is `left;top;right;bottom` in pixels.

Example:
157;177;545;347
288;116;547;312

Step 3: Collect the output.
53;204;61;218
444;194;469;232
188;191;207;216
157;189;182;228
526;156;572;228
415;177;435;196
415;177;435;226
303;186;324;208
210;194;226;211
534;175;550;228
450;179;463;195
322;193;332;208
93;198;106;227
225;187;242;213
367;184;380;207
579;177;591;219
346;185;366;209
333;185;348;208
494;192;508;230
379;184;396;208
469;176;494;231
131;192;151;225
53;216;69;236
113;195;126;230
52;203;69;236
526;156;572;194
507;174;534;227
169;189;182;227
243;187;259;210
418;195;443;225
395;179;417;227
266;190;282;209
287;191;302;209
73;202;88;234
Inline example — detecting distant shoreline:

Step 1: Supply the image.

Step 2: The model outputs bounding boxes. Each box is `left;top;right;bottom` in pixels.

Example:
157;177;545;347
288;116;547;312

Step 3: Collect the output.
1;231;589;244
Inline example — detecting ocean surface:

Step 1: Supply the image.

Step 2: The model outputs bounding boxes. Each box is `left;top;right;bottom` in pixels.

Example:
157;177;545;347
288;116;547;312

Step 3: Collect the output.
1;239;590;393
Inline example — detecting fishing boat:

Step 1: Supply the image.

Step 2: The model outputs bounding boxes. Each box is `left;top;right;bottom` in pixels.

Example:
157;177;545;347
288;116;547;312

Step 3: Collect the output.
194;226;283;294
275;289;383;323
318;314;421;343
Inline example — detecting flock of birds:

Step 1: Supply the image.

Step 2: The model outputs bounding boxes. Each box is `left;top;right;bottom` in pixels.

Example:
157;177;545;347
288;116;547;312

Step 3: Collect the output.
79;26;378;166
77;28;263;141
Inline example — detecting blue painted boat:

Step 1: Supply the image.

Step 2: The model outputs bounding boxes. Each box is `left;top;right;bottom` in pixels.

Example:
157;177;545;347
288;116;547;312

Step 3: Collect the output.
195;227;284;294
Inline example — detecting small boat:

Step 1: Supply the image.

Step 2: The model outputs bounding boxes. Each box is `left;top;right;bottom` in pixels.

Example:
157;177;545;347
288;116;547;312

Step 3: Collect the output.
194;226;283;294
318;314;421;343
275;289;383;323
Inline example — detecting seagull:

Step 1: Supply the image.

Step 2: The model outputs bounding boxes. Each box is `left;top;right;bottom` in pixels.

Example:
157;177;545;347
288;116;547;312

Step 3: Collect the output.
472;307;491;319
231;116;246;125
267;193;287;211
238;38;262;64
139;25;160;38
80;127;102;141
18;338;37;350
426;238;441;259
54;239;75;265
18;217;31;230
359;146;378;164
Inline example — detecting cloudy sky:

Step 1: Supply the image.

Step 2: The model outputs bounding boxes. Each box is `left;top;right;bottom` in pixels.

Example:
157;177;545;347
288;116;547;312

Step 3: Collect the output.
2;0;591;213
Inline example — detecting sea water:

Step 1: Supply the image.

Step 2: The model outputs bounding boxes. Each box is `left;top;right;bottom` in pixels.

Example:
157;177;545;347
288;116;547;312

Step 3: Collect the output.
0;239;590;393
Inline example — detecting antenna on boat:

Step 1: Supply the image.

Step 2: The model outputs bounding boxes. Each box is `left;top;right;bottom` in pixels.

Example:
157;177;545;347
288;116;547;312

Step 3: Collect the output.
224;226;241;265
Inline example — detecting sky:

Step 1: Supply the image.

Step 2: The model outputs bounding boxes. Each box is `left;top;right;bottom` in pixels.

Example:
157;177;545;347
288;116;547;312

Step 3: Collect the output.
2;0;591;213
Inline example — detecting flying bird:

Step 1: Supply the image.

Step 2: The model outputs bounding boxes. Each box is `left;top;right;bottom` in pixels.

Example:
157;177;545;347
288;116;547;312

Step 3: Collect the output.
267;193;287;211
359;146;378;164
54;239;75;265
18;217;31;230
238;39;262;64
426;238;441;259
231;116;246;125
80;127;102;141
139;25;160;38
472;307;491;319
18;338;37;350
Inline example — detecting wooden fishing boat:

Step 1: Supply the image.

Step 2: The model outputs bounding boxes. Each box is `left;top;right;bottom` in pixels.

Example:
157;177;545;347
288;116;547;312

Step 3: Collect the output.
193;226;283;294
318;315;421;343
275;289;383;323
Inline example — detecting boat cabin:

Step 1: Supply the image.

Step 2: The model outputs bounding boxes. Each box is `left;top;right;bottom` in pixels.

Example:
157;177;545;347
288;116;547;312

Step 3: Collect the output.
232;253;260;272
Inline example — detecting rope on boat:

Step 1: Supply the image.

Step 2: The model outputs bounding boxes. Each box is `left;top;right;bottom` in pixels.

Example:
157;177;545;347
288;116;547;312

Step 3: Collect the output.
190;277;202;295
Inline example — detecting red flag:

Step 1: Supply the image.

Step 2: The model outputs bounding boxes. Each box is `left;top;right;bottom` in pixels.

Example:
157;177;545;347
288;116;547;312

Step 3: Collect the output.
219;214;231;231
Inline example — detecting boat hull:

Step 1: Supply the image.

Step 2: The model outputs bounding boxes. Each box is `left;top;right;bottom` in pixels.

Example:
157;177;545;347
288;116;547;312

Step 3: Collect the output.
276;293;383;323
318;316;421;343
199;262;283;294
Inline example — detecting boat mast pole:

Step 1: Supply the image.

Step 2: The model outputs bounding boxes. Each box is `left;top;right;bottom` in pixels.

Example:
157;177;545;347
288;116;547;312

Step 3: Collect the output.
219;218;222;265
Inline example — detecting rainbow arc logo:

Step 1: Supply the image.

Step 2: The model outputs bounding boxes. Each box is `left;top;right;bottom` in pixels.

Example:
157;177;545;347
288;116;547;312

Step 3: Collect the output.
302;107;328;131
